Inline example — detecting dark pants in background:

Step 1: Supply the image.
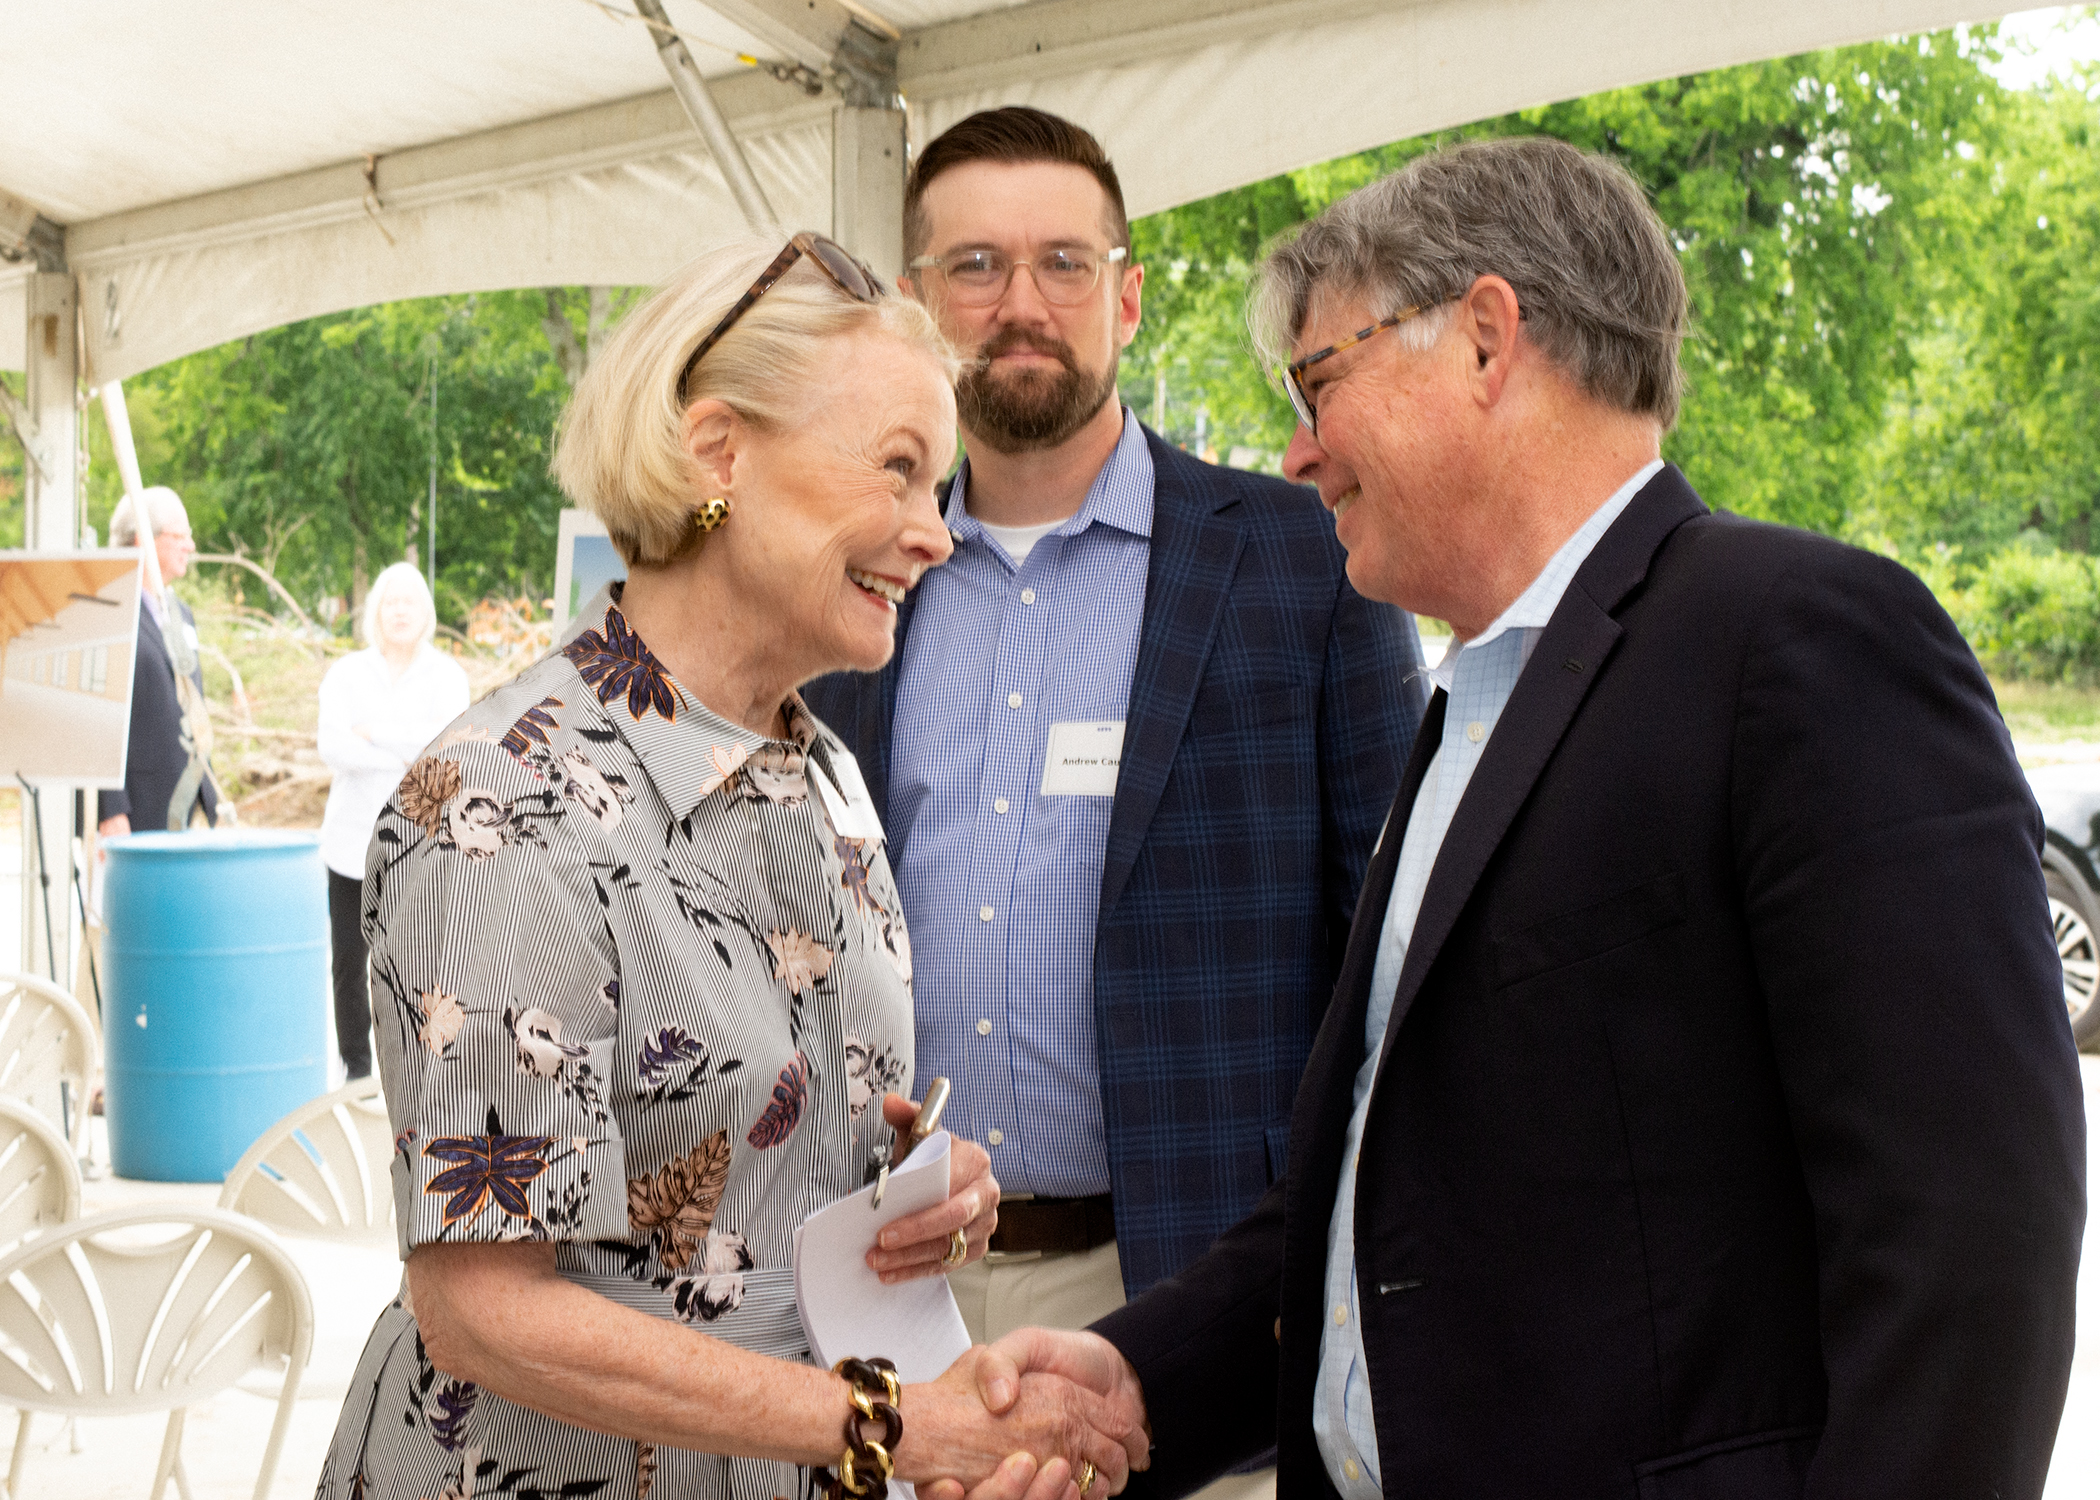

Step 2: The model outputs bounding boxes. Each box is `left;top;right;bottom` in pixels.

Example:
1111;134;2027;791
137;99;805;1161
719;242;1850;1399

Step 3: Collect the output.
327;870;372;1079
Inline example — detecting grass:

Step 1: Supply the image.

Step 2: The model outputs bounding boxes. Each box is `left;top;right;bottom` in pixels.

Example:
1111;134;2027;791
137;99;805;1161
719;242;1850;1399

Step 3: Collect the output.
1990;678;2100;745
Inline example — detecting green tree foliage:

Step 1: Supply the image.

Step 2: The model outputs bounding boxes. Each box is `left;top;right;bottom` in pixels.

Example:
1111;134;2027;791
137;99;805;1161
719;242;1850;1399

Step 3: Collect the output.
97;290;579;626
1124;27;2012;536
0;373;23;548
1857;80;2100;561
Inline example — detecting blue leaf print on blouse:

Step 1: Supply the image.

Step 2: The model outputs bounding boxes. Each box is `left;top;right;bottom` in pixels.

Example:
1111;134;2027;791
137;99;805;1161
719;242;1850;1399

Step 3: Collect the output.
422;1133;554;1225
639;1027;708;1087
562;608;679;723
745;1052;809;1149
427;1379;478;1450
499;696;563;763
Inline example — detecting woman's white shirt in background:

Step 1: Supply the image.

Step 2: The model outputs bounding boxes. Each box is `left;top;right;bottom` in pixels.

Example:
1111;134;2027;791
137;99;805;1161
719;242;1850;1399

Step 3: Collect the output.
317;646;470;877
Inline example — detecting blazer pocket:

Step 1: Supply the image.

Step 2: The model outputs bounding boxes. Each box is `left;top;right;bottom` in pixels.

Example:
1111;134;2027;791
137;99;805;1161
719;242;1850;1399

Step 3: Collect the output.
1633;1425;1820;1500
1263;1122;1290;1185
1491;871;1688;989
1185;683;1314;740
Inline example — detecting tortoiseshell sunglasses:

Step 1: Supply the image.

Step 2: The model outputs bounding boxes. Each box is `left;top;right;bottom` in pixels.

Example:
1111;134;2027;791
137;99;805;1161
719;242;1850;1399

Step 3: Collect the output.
679;232;885;400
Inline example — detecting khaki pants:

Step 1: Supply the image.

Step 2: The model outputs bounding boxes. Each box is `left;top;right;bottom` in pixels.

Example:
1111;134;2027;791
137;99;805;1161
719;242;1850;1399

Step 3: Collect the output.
950;1241;1276;1500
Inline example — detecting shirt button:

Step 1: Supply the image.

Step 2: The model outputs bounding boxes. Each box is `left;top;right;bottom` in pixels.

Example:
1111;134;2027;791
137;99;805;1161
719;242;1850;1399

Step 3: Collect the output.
1465;720;1486;743
979;905;995;922
1343;1459;1361;1482
975;1018;992;1036
1332;1303;1348;1327
1020;588;1037;605
987;1129;1005;1146
993;797;1010;815
1007;691;1023;709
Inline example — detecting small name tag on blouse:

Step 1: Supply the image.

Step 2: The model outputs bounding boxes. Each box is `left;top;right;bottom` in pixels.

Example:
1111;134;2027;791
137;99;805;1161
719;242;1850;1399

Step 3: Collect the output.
813;753;885;843
1040;720;1125;797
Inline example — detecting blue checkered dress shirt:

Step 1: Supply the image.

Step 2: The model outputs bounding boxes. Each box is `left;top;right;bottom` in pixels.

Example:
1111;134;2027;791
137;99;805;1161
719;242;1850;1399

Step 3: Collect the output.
1314;461;1663;1495
889;410;1155;1198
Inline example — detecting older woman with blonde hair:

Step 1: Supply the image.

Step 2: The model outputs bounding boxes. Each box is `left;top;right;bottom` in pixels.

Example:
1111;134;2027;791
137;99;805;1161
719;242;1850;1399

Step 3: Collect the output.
318;235;1146;1500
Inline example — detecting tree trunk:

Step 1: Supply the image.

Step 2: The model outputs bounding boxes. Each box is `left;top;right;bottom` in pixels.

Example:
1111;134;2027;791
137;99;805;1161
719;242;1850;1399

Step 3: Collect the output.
542;289;585;388
346;462;370;621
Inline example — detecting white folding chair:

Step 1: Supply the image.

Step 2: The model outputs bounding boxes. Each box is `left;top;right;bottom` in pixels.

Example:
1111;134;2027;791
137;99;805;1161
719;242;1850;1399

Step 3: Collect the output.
0;1101;79;1257
0;975;98;1158
0;1206;313;1500
217;1076;394;1244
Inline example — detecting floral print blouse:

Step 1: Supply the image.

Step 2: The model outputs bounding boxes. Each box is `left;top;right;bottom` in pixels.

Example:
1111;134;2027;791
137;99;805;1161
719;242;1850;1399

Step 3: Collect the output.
319;592;914;1500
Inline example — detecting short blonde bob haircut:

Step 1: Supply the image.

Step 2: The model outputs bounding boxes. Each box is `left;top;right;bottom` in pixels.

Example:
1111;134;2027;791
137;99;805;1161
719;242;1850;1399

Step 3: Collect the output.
553;237;957;567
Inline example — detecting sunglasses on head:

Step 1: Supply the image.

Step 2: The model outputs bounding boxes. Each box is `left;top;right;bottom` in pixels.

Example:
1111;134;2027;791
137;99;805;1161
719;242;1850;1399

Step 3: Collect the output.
679;233;886;400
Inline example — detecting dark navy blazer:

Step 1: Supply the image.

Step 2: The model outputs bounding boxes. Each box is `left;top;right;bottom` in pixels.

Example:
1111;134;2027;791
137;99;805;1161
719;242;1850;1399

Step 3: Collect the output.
1097;467;2085;1498
802;428;1425;1294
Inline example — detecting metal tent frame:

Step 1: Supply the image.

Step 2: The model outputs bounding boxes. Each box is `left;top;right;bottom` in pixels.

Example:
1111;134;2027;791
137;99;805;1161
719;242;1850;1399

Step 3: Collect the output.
0;0;2002;976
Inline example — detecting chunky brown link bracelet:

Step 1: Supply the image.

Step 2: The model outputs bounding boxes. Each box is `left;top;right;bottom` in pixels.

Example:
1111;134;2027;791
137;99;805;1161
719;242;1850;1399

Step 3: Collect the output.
825;1356;903;1499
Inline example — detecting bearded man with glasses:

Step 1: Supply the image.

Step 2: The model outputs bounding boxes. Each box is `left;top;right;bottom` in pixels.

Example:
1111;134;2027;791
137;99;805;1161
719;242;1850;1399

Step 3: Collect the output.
803;107;1423;1500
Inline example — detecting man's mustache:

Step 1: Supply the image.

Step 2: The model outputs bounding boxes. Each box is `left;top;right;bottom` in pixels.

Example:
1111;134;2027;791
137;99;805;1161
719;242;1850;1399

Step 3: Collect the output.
970;329;1081;375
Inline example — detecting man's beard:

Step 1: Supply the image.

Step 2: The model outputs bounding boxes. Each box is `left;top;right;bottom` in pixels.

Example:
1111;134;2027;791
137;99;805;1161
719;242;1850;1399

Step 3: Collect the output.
956;327;1120;454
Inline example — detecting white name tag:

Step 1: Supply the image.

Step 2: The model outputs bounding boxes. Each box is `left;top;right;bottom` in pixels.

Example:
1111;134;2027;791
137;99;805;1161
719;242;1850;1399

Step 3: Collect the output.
1040;720;1125;797
813;751;885;843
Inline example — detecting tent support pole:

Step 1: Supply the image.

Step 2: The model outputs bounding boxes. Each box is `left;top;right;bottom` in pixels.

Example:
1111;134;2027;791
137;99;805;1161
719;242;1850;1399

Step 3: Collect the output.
632;0;781;236
18;264;80;989
832;106;906;281
829;22;905;279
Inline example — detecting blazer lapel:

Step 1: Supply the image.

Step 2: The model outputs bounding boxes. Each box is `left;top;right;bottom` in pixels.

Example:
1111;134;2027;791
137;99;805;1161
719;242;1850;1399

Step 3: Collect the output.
1289;689;1445;1165
1373;468;1709;1074
1097;435;1246;920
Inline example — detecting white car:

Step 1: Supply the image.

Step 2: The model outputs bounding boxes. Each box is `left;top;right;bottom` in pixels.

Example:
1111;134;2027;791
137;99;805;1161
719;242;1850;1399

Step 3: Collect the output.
2022;763;2100;1051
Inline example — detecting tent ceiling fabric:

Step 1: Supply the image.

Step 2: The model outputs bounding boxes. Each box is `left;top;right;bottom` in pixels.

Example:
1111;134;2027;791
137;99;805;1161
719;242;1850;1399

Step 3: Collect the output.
2;0;1995;382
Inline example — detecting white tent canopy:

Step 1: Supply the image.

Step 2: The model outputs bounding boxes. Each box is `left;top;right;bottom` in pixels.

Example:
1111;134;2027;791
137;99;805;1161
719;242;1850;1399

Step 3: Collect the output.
4;0;1997;388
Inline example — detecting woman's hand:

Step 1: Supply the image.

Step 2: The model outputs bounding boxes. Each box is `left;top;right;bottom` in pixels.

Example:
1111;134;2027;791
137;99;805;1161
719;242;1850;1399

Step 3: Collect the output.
892;1345;1146;1497
865;1092;999;1284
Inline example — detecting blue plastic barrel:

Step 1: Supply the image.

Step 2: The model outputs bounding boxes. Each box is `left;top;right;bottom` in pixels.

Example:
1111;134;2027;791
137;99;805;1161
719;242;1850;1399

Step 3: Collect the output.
101;829;329;1180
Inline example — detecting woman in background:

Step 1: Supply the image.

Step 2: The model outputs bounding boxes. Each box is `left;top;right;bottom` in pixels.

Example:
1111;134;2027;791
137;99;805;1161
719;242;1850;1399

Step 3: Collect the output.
317;561;469;1079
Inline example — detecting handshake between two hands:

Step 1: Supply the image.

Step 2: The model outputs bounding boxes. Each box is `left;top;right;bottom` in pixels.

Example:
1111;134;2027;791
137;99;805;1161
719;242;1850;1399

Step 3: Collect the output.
906;1326;1151;1500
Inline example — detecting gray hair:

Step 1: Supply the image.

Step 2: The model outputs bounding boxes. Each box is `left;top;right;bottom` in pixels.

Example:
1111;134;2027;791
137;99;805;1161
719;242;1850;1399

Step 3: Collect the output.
1251;137;1688;428
360;560;437;653
108;486;189;547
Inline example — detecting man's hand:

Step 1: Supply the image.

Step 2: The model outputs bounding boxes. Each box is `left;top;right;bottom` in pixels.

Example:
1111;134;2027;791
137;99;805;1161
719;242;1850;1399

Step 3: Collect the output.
98;814;130;840
917;1329;1151;1500
898;1342;1148;1499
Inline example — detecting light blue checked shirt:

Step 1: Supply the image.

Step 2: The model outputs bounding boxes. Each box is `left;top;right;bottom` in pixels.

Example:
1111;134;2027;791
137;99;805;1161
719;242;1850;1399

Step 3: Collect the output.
1314;460;1662;1496
889;410;1155;1198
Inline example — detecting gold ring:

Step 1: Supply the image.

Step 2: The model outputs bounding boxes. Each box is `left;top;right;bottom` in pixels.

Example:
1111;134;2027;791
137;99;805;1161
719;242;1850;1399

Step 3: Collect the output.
1075;1459;1097;1494
942;1228;969;1268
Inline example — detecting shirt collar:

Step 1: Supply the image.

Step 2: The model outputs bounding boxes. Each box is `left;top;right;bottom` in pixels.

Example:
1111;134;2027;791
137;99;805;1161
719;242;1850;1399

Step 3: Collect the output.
1421;459;1664;692
558;593;828;820
945;406;1156;549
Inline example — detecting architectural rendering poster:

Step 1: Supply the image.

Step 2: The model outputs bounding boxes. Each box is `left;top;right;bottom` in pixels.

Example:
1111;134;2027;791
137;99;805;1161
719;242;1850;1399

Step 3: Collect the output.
554;507;626;630
0;550;142;787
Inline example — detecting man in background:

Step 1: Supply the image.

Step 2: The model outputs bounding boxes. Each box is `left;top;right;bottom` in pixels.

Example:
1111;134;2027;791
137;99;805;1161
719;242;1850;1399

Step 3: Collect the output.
802;107;1422;1499
97;486;218;836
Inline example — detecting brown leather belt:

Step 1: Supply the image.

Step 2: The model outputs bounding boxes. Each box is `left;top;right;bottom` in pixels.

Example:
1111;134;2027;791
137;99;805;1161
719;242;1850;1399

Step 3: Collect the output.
988;1194;1116;1255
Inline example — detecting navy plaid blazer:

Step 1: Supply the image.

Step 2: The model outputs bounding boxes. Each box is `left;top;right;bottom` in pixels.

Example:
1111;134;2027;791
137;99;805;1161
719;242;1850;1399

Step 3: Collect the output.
801;427;1424;1294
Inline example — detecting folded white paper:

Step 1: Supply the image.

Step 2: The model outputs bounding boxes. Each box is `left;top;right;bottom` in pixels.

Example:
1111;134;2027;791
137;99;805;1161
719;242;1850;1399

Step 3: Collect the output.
794;1129;972;1384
